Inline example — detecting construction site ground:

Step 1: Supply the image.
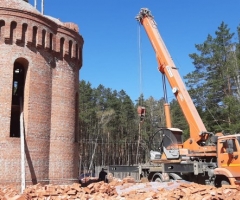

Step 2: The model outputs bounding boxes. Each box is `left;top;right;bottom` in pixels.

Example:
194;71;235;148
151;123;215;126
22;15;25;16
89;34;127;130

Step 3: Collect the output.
1;176;240;200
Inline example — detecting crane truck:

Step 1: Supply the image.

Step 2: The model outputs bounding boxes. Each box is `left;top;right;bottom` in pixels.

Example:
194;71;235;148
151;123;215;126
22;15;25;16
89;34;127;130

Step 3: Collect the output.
109;8;240;187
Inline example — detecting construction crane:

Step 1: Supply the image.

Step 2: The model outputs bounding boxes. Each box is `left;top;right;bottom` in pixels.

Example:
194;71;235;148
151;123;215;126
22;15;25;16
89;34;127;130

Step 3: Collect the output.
109;8;240;187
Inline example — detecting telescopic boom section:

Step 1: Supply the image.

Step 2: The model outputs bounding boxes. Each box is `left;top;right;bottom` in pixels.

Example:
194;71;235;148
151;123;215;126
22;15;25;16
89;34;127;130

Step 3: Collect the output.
136;8;209;145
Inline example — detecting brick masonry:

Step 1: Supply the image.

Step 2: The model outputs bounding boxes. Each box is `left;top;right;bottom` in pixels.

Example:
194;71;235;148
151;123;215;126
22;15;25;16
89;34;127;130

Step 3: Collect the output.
0;0;83;190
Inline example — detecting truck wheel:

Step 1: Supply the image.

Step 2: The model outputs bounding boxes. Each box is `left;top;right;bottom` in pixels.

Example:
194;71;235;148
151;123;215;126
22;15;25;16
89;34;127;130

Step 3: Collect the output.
215;176;230;187
154;177;162;183
221;180;230;186
169;177;174;182
154;177;162;182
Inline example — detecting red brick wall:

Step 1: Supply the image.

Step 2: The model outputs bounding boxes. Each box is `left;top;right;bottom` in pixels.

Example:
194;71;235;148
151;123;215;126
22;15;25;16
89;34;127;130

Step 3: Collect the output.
0;2;83;190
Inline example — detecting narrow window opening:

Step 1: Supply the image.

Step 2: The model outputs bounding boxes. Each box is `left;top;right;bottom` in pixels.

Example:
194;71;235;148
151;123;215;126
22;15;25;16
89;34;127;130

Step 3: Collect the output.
32;26;38;46
10;62;25;137
22;23;28;44
75;44;79;60
10;21;17;43
49;33;53;50
79;47;82;62
42;29;46;47
60;37;64;58
69;40;72;58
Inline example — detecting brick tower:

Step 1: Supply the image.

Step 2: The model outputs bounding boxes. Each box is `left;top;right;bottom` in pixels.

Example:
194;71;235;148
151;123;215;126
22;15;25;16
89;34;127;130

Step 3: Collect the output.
0;0;83;189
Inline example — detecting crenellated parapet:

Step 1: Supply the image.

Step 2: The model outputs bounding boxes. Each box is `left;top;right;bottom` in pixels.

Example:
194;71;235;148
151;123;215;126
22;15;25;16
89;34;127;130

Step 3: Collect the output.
0;7;83;68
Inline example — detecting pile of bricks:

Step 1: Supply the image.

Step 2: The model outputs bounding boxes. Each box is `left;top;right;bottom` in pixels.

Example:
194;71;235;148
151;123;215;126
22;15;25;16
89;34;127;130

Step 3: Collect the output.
141;183;240;200
23;182;117;199
0;182;118;200
1;177;240;200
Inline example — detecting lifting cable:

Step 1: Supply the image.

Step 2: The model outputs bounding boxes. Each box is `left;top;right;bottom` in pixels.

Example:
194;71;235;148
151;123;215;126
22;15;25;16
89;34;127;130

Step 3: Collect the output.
138;24;143;106
137;23;146;121
136;23;143;164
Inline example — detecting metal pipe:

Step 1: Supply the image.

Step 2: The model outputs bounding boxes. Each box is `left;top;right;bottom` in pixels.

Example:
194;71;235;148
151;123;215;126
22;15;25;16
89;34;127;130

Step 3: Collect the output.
20;98;25;193
41;0;44;15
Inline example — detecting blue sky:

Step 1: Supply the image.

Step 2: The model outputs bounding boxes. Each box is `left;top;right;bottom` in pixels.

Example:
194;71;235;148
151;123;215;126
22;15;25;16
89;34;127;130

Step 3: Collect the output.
29;0;240;102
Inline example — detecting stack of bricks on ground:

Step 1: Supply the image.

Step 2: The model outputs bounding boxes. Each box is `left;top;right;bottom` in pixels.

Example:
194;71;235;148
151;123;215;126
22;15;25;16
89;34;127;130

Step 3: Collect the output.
1;176;240;200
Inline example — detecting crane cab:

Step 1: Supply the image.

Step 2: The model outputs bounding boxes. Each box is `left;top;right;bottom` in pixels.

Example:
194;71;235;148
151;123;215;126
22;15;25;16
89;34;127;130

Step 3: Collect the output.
217;135;240;178
152;128;183;160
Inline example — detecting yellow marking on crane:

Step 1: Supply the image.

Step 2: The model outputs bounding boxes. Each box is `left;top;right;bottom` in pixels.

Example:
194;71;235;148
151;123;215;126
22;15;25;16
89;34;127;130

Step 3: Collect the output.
222;164;240;167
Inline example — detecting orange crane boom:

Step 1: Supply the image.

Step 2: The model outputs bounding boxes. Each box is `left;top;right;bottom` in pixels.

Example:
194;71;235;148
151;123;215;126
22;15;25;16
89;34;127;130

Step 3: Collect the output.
136;8;211;147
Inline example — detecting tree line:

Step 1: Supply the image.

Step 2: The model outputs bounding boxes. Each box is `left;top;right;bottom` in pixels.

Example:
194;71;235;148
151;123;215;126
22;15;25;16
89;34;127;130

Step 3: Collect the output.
78;22;240;171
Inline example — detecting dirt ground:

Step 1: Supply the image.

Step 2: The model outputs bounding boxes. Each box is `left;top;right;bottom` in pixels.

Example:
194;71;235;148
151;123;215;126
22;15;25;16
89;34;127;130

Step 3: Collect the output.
1;176;240;200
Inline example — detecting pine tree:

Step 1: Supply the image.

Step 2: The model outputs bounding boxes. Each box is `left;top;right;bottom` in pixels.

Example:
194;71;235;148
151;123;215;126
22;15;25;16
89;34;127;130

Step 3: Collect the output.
185;22;240;133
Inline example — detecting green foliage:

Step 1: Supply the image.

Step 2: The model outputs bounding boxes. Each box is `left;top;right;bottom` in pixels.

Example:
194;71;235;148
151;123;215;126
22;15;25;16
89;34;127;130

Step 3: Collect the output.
170;99;189;141
185;22;240;134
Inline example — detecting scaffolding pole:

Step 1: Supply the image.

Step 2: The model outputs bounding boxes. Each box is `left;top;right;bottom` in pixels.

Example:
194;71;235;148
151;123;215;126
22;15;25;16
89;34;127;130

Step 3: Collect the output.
20;98;25;193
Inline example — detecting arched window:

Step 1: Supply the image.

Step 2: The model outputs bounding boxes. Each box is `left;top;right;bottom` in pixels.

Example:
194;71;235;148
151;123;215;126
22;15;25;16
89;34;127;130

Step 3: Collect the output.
75;44;79;60
60;37;65;58
10;21;17;44
42;29;46;47
69;40;73;58
79;47;82;63
32;26;38;46
22;23;28;44
10;62;26;137
49;33;53;50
